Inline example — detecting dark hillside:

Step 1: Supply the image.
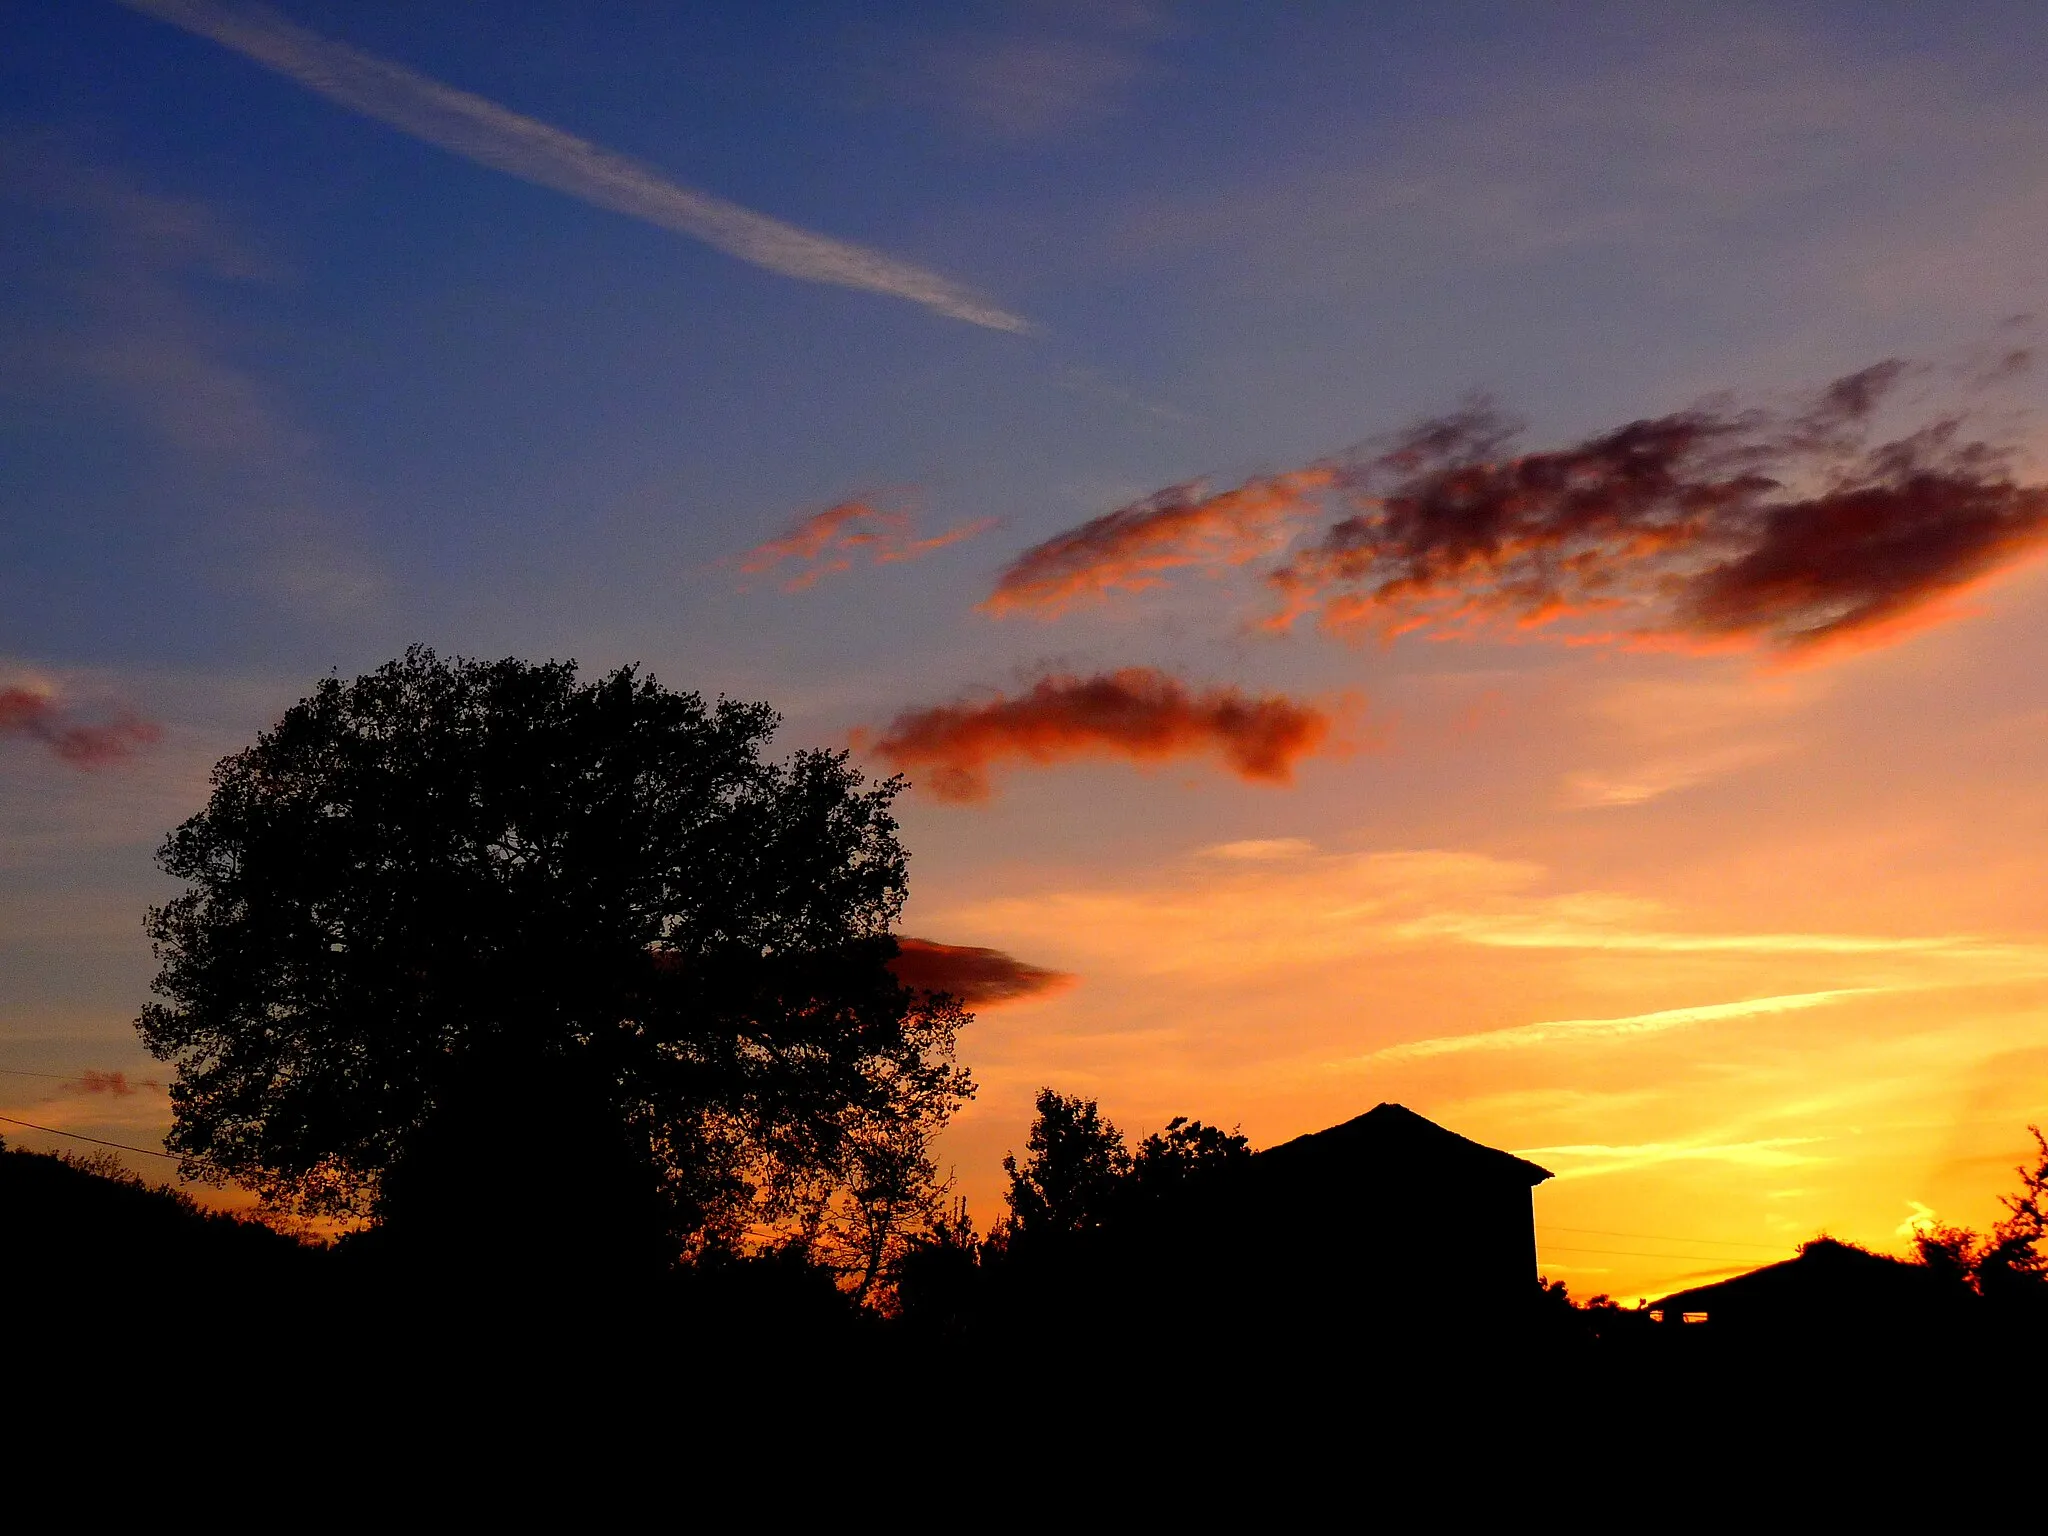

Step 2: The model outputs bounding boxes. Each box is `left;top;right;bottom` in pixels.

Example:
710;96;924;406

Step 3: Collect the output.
1;1138;318;1323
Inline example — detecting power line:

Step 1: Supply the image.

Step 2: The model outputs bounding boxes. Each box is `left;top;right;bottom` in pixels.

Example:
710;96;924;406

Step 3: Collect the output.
0;1112;180;1161
1;1065;161;1084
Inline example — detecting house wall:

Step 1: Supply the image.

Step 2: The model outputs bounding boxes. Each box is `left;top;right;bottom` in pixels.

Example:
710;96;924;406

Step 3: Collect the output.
1227;1160;1541;1319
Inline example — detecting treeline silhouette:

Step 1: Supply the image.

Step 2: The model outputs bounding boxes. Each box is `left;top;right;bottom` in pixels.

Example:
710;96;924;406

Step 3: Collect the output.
12;1099;2044;1356
9;650;2045;1457
9;1102;2048;1482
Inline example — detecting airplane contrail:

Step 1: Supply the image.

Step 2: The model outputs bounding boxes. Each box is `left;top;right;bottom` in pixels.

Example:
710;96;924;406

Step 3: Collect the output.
116;0;1030;332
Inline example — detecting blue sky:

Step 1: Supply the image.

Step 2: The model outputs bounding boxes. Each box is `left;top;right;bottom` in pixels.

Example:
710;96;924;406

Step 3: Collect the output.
11;0;2047;685
10;1;2048;1291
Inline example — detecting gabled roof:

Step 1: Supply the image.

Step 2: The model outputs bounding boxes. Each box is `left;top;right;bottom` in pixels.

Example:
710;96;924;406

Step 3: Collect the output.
1257;1102;1553;1187
1653;1237;1951;1315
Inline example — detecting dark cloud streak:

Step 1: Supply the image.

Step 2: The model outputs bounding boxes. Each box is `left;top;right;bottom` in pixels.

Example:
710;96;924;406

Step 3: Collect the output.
0;688;163;768
868;668;1336;801
1274;364;2048;655
890;938;1074;1006
984;361;2048;661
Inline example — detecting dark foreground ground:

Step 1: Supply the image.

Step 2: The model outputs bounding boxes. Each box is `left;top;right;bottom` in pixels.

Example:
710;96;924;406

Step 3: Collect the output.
5;1144;2039;1493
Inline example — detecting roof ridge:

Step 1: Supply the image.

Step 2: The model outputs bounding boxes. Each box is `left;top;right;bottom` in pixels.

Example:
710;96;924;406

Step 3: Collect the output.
1257;1102;1553;1185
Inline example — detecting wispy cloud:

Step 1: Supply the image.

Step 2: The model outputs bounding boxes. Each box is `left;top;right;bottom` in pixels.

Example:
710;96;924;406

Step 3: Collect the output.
1389;910;2048;964
926;34;1140;142
865;668;1340;801
1198;837;1318;861
984;470;1335;617
72;1069;161;1096
120;0;1028;332
912;1;1164;143
988;363;2048;664
1;140;385;616
0;686;162;769
1517;1137;1826;1180
935;843;2048;994
1367;988;1874;1062
1560;743;1784;808
737;501;994;591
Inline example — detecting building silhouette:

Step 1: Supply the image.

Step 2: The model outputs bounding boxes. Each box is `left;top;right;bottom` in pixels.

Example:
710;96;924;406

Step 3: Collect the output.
1648;1236;1970;1339
1237;1103;1554;1320
1080;1102;1555;1356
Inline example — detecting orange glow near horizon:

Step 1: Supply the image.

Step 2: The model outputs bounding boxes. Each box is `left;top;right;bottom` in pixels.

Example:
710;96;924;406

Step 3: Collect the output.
921;844;2048;1301
901;557;2048;1303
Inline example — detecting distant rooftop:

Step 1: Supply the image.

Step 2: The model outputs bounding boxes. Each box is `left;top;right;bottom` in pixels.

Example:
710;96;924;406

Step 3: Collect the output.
1653;1236;1959;1319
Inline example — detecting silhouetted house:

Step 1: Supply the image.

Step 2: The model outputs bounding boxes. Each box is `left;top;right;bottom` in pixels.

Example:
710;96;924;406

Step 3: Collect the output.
1245;1103;1553;1318
1649;1237;1971;1338
1130;1103;1552;1340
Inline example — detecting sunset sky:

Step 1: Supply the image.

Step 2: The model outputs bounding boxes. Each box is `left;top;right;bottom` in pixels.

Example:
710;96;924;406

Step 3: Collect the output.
9;0;2048;1301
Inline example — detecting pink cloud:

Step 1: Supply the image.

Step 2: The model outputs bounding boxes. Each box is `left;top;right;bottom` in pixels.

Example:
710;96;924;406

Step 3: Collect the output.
983;469;1337;617
737;500;995;591
982;362;2048;663
0;688;163;768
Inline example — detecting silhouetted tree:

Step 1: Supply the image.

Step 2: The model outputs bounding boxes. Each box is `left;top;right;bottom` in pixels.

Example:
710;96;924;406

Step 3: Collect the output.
818;1091;964;1302
1977;1124;2047;1304
1907;1126;2047;1310
891;1197;982;1331
1911;1222;1984;1291
1002;1089;1131;1240
138;647;972;1276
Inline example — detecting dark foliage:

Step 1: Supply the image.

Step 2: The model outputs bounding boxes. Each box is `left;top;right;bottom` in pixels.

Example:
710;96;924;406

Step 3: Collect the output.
13;1113;2048;1468
1131;1114;1254;1200
1000;1088;1133;1241
1982;1124;2048;1300
1907;1125;2048;1312
997;1092;1251;1247
137;647;971;1280
898;1089;1260;1348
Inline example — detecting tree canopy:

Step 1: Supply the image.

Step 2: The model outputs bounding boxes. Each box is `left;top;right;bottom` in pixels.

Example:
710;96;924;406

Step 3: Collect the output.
140;647;971;1281
1002;1089;1133;1240
999;1089;1249;1244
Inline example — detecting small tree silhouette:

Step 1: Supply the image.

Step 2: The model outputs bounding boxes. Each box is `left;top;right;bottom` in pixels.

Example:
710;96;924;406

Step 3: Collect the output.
1978;1125;2048;1301
1910;1124;2048;1307
1002;1089;1131;1240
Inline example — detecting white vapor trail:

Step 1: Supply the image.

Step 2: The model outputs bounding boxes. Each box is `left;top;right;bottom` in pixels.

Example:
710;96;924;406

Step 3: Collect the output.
1364;987;1875;1062
117;0;1029;332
